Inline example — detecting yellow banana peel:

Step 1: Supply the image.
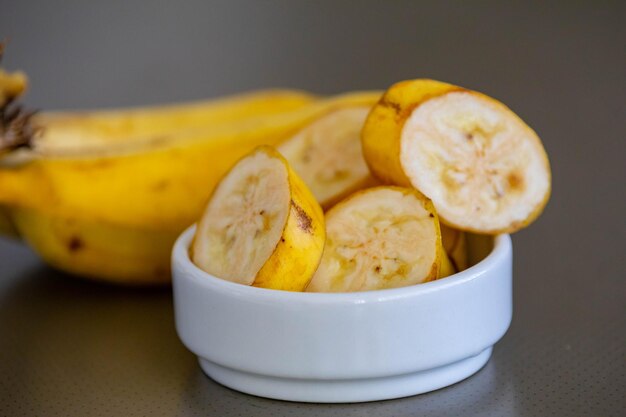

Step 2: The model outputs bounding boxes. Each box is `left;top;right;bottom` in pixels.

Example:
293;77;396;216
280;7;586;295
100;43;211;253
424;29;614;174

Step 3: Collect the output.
11;207;176;284
35;89;317;152
253;148;326;291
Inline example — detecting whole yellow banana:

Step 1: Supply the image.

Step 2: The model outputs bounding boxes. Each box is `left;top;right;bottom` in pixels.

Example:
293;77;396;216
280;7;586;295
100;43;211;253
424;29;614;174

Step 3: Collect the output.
0;91;379;284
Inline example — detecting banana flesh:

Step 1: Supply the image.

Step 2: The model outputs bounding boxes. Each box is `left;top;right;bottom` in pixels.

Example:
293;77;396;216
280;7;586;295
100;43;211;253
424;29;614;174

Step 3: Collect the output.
279;102;379;209
192;146;325;291
306;186;447;293
193;147;291;283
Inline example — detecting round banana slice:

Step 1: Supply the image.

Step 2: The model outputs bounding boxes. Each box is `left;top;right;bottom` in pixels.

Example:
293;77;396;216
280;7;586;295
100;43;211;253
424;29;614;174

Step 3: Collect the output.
306;186;448;293
192;146;325;291
362;79;551;234
279;106;377;210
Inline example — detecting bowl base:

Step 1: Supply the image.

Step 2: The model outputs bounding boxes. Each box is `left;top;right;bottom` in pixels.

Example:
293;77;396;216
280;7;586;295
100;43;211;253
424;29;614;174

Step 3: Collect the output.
199;347;492;403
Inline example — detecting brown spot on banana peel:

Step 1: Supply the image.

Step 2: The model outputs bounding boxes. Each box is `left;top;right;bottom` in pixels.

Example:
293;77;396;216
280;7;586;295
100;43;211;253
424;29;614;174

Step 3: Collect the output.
291;200;312;234
380;98;402;115
67;236;84;252
151;179;170;192
380;86;468;121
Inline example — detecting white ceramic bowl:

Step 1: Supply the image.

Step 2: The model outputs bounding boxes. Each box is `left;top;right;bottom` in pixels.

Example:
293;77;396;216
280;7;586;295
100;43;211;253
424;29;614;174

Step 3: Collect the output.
172;225;512;403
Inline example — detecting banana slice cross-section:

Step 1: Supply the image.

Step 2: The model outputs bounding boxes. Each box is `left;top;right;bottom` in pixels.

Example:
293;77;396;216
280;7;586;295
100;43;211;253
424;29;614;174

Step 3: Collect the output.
306;186;448;293
192;146;325;291
362;79;551;234
279;106;377;210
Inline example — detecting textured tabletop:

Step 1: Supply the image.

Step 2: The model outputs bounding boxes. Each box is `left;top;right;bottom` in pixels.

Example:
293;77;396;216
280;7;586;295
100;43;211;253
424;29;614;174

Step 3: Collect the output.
0;1;624;416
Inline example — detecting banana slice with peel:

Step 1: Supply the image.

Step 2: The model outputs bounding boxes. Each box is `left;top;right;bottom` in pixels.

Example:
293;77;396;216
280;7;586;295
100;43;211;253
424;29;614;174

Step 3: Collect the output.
192;146;325;291
306;186;449;293
279;105;378;209
362;79;551;234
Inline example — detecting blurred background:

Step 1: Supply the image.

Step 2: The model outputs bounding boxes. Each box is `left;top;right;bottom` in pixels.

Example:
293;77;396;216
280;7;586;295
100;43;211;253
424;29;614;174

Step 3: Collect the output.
3;1;623;111
0;1;624;416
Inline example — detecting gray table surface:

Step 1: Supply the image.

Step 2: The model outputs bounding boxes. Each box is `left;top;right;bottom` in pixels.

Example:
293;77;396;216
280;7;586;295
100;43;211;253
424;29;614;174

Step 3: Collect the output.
1;1;625;416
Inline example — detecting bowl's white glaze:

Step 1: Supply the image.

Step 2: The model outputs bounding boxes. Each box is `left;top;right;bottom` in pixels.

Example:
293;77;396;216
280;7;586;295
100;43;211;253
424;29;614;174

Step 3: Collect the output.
172;225;512;403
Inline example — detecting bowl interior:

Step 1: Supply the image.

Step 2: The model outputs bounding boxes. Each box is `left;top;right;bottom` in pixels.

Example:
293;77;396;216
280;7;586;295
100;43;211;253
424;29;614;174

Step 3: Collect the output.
466;233;494;266
174;225;509;301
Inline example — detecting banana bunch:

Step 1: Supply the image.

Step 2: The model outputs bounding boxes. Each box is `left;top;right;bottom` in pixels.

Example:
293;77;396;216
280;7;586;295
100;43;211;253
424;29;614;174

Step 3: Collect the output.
0;55;383;283
192;79;551;293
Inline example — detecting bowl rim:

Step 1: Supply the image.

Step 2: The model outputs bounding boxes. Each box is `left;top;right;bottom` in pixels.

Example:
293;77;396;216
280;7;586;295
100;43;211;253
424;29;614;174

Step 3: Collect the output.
173;224;511;305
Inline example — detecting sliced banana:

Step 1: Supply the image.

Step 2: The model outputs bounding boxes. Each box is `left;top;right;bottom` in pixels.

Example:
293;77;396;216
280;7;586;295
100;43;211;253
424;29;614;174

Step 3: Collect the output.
362;79;551;234
306;186;449;293
192;145;325;291
279;106;377;209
